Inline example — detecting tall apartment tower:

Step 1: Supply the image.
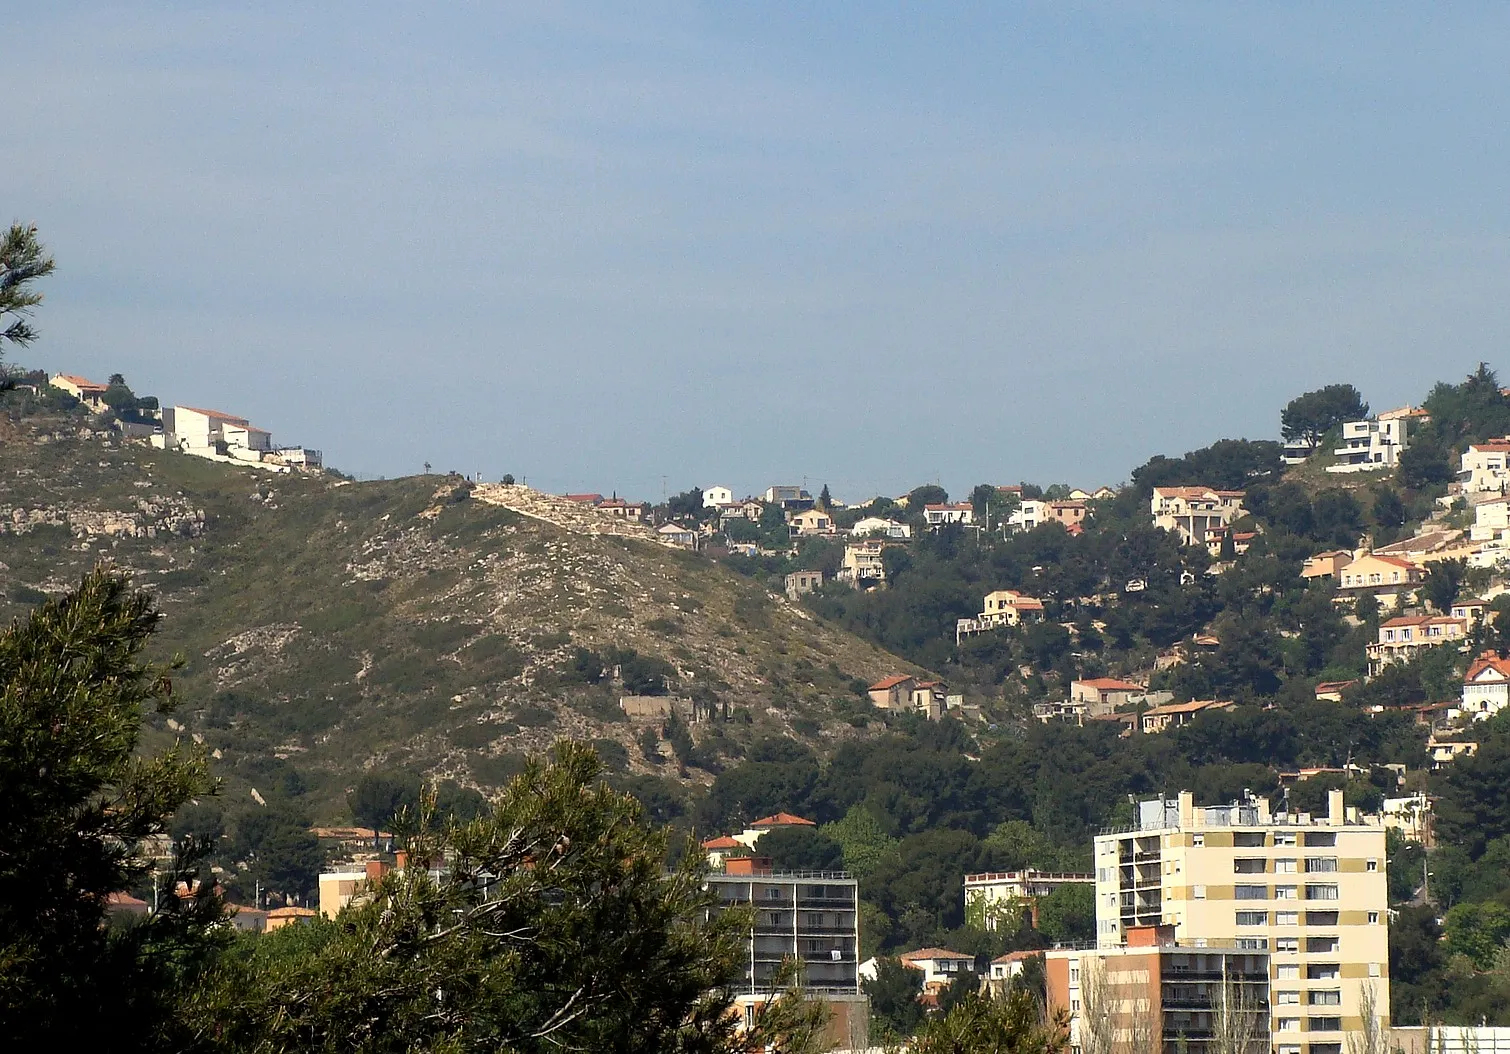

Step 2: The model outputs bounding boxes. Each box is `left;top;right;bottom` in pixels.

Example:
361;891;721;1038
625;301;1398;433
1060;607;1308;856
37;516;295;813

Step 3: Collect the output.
705;857;869;1048
1094;789;1388;1054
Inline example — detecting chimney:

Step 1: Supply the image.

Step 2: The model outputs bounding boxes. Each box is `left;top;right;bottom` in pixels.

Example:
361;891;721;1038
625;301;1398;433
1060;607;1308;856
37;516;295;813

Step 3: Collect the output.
394;849;409;871
1178;790;1195;828
364;859;388;883
1257;796;1272;824
1328;788;1345;826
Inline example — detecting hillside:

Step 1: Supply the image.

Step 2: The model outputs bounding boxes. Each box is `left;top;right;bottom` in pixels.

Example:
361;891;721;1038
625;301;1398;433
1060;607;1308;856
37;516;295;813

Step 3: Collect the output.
0;407;928;818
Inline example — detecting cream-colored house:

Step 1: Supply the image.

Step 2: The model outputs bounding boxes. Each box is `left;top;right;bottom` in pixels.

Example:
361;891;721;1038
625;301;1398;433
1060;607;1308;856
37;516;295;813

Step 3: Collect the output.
838;540;888;584
1150;487;1246;546
1301;550;1354;580
49;372;110;409
701;485;733;507
1096;790;1389;1049
786;507;835;536
1335;553;1421;607
867;675;916;710
1458;653;1510;721
1367;616;1468;675
1139;699;1233;733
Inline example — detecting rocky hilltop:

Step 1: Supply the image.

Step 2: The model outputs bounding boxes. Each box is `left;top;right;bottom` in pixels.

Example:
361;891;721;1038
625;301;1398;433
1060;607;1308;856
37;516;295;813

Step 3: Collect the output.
0;407;926;817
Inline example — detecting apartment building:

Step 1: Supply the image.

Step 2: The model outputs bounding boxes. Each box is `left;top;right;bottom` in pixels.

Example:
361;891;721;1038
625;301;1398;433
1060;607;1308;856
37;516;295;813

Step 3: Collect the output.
706;858;869;1051
964;869;1094;930
1094;790;1388;1054
1046;925;1271;1054
705;858;861;996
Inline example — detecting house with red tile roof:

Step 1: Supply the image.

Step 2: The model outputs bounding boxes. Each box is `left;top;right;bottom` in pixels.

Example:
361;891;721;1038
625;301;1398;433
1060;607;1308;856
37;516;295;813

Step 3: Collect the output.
1368;616;1468;675
49;372;110;408
1336;552;1422;608
1458;652;1510;722
867;674;917;710
1139;699;1233;734
923;502;975;528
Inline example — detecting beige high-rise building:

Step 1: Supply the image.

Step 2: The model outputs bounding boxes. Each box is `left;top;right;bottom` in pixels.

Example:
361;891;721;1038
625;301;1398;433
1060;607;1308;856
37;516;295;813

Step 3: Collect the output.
1094;789;1388;1054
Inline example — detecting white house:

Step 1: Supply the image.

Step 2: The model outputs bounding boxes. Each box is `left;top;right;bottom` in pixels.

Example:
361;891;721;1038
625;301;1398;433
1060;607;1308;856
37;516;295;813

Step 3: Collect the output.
1327;409;1421;473
163;405;276;463
850;516;910;539
1459;653;1510;721
897;948;976;990
924;502;975;528
702;486;734;508
1460;441;1510;495
1007;499;1045;532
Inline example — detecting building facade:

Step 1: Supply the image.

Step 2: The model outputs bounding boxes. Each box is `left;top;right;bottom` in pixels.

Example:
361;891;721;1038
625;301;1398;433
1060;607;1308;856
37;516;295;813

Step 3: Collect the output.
1046;927;1271;1054
964;869;1094;930
1094;791;1389;1054
1151;488;1247;547
705;864;860;996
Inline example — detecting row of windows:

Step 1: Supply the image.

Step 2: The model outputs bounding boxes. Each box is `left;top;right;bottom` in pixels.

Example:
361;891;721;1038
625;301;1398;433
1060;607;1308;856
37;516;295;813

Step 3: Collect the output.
1233;857;1374;874
1236;910;1379;927
1188;831;1337;848
1227;883;1340;900
1276;1017;1344;1033
1274;990;1342;1006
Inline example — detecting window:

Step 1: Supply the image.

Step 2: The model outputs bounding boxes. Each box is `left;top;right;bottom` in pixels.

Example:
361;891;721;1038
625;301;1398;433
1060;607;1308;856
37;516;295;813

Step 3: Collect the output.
1275;886;1298;900
1369;962;1381;977
1307;964;1341;980
1276;938;1299;953
1277;911;1299;926
1279;1045;1302;1054
1071;998;1080;1013
1275;858;1298;873
1306;857;1339;873
1305;832;1337;847
1275;832;1297;846
1367;859;1379;872
1309;990;1342;1006
1235;885;1268;900
1310;1018;1343;1033
1276;1018;1300;1032
1070;966;1080;984
1236;911;1268;926
1234;937;1268;949
1234;832;1266;847
1369;911;1381;925
1312;1045;1342;1054
766;889;783;900
1234;858;1267;874
1306;884;1340;901
1305;911;1339;926
1277;964;1300;980
1306;937;1340;953
768;913;782;926
1193;884;1207;899
1192;834;1204;847
1276;990;1300;1005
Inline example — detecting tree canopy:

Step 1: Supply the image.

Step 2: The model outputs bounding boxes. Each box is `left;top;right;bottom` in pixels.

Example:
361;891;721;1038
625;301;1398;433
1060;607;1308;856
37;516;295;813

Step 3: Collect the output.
1280;384;1368;449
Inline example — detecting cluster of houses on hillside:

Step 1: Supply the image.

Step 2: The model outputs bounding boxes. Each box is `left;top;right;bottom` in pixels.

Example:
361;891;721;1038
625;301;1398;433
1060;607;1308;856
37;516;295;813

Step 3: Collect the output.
45;372;322;473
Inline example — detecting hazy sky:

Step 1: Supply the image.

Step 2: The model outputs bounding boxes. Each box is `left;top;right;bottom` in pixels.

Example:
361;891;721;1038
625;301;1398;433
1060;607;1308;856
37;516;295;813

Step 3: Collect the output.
11;3;1510;501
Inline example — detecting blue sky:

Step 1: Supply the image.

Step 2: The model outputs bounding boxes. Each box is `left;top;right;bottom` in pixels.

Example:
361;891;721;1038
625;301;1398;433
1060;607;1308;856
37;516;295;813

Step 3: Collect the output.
10;3;1510;501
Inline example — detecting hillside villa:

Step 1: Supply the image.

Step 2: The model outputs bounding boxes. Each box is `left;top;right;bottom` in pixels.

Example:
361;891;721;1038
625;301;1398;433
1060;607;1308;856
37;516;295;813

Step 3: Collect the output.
956;589;1047;644
1140;699;1233;733
1150;487;1246;546
1335;552;1422;607
49;372;111;410
1456;652;1510;722
1367;616;1469;675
